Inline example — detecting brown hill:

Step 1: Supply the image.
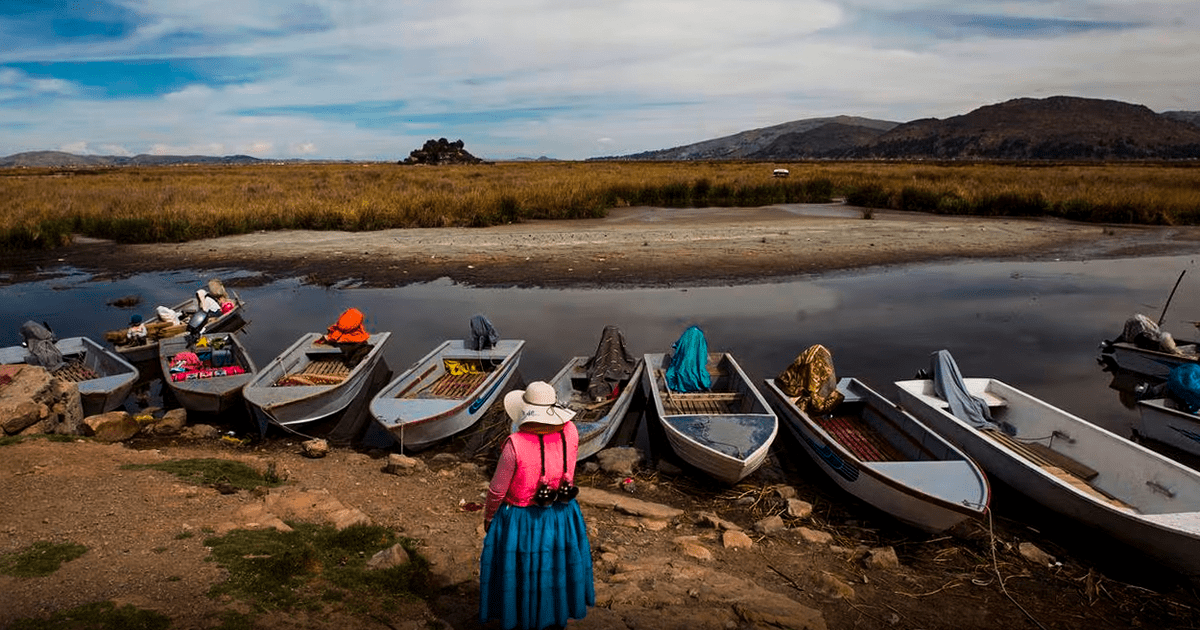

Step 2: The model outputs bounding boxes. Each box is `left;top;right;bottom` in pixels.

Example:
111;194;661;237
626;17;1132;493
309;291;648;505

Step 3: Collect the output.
747;122;888;159
850;96;1200;160
599;116;900;161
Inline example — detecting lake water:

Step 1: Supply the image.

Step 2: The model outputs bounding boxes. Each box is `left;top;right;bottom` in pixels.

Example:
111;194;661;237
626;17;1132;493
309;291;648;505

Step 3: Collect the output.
3;253;1200;446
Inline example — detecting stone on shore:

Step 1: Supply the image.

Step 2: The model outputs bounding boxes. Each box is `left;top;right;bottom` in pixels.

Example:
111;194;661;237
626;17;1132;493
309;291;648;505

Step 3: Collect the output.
0;364;83;436
83;410;140;442
595;446;641;476
577;486;683;520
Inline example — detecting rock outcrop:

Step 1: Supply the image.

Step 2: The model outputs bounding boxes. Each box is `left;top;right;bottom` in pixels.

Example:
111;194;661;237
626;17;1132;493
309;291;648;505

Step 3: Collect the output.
400;138;483;165
0;364;83;436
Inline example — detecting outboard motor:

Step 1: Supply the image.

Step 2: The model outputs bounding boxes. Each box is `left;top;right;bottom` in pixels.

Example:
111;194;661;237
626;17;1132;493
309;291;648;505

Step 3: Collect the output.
186;310;209;345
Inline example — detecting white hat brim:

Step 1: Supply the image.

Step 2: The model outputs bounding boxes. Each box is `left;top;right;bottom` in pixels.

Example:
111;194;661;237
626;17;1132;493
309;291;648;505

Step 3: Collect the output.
504;389;576;426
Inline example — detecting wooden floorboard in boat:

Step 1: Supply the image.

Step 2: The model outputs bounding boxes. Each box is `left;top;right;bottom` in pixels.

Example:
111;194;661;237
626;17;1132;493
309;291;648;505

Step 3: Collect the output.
984;430;1131;509
663;392;740;415
815;415;902;462
409;370;489;399
272;357;350;386
53;361;99;383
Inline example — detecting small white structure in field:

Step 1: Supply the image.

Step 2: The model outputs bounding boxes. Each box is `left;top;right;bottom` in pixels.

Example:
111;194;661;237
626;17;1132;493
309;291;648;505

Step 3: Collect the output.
772;168;789;178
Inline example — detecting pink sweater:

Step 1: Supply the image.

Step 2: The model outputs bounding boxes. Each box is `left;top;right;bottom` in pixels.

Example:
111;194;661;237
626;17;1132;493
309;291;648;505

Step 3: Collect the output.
485;422;579;521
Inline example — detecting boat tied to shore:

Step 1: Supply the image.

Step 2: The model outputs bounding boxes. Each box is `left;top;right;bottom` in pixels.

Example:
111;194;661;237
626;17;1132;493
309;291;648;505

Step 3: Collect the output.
370;315;523;450
643;326;777;484
896;350;1200;582
763;344;989;533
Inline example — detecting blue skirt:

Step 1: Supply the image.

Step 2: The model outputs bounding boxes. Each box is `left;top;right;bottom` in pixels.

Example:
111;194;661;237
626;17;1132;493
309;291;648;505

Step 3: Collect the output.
479;500;595;630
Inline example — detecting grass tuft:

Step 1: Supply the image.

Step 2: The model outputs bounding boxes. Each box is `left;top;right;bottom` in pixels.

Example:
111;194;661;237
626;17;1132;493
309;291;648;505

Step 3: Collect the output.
203;522;431;612
121;458;285;491
0;541;88;577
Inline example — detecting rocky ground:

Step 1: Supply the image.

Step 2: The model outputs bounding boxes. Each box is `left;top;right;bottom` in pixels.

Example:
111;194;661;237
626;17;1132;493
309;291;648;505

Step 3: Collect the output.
4;205;1200;629
3;415;1200;630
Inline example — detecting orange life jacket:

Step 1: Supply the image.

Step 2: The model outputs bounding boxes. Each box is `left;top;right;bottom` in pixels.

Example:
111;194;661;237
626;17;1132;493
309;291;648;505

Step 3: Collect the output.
325;308;370;343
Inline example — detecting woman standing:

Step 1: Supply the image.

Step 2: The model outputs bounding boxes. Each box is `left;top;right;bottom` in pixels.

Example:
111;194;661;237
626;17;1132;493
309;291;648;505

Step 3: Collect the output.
480;381;595;630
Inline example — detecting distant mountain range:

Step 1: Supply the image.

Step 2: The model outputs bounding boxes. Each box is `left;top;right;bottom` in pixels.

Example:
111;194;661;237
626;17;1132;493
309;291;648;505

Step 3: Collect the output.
595;96;1200;161
0;152;357;168
3;96;1199;166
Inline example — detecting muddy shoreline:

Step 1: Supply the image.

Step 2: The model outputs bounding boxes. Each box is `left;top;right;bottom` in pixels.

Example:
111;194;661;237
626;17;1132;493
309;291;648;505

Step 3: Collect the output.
5;205;1198;288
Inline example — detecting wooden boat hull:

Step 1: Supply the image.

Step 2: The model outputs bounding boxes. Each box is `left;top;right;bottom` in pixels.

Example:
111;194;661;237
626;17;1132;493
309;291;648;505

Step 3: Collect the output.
764;377;989;533
643;352;778;484
242;332;392;430
371;339;524;449
895;377;1200;579
159;332;258;414
1;337;139;416
1099;339;1200;381
517;356;645;461
1136;398;1200;458
114;290;248;365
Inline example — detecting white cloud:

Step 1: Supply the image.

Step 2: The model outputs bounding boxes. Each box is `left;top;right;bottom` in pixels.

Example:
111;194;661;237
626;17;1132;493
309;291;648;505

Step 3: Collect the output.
0;1;1198;159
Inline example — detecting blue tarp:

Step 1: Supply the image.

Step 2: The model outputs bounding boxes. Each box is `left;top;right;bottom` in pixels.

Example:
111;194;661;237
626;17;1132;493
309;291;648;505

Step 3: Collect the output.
1167;363;1200;413
665;325;711;393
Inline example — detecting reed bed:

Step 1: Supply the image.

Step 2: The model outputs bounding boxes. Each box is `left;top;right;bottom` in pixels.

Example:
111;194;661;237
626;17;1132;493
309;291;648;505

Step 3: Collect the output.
1;161;1198;250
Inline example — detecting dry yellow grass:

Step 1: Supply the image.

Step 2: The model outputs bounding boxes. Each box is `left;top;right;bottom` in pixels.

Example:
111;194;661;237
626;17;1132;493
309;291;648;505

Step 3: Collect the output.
1;160;1198;249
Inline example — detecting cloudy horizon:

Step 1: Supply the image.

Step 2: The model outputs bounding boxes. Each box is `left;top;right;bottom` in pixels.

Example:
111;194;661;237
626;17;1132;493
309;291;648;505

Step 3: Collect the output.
1;1;1197;161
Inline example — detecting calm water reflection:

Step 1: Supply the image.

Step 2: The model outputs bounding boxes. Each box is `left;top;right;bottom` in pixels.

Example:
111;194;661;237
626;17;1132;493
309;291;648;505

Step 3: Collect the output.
3;254;1200;443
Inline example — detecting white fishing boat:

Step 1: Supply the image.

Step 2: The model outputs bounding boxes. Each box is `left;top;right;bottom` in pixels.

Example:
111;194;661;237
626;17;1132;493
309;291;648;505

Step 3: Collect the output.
643;351;778;484
764;377;989;533
1099;338;1200;380
242;332;391;432
1;336;138;417
159;332;258;414
1098;312;1200;380
538;355;644;461
370;339;524;450
895;375;1200;581
1135;397;1200;458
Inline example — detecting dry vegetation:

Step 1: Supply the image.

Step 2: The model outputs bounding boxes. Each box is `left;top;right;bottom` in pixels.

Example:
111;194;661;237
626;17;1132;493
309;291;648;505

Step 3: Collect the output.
2;160;1199;250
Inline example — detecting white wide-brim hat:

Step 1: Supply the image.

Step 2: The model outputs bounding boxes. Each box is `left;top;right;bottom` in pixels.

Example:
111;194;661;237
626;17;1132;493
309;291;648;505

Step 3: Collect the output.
504;381;577;427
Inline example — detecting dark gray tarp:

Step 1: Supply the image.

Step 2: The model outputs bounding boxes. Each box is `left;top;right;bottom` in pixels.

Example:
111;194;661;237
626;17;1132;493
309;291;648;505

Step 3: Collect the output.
20;321;63;372
466;314;500;351
583;325;638;401
930;349;1000;431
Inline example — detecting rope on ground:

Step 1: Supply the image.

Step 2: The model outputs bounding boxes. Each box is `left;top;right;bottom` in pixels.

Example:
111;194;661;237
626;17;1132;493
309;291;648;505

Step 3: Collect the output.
987;508;1049;630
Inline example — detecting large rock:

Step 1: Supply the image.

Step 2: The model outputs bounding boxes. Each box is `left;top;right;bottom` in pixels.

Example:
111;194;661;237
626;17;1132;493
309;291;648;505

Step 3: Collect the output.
82;410;140;442
595;446;641;476
399;138;483;165
586;555;827;630
0;365;82;436
217;487;372;534
577;487;683;520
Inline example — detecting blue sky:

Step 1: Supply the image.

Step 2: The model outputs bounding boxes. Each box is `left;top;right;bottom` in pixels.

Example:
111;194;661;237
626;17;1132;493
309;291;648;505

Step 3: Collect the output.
0;1;1196;161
